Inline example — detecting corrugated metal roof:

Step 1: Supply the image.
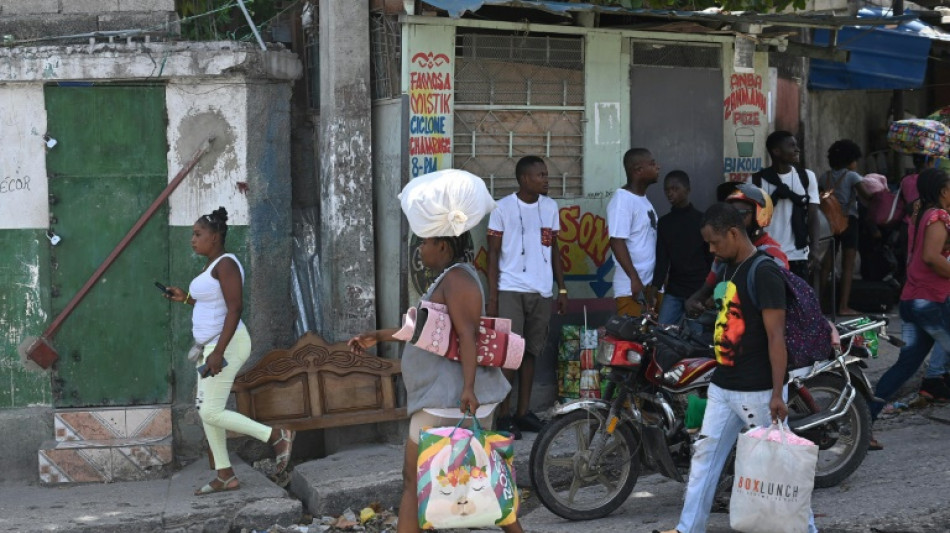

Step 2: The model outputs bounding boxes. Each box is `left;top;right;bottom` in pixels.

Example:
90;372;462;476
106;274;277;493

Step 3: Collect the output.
420;0;917;29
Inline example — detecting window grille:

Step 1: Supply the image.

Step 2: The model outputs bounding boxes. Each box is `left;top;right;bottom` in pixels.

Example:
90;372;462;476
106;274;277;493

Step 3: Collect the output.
631;41;721;69
304;35;319;109
454;109;583;198
454;31;585;198
370;13;402;101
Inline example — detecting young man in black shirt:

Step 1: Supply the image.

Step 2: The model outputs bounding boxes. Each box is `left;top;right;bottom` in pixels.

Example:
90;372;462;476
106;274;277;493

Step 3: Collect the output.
656;203;817;533
652;170;711;327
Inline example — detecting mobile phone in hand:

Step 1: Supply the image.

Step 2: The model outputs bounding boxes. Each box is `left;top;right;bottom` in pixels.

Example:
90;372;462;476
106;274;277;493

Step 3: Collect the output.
197;359;228;378
154;281;173;296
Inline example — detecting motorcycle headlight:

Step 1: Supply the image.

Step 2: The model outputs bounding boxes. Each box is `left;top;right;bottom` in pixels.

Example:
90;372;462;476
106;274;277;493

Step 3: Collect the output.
626;349;642;365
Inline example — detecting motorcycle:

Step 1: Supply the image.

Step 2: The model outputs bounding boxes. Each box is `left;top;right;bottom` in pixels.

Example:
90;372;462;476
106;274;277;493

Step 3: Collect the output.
529;312;897;521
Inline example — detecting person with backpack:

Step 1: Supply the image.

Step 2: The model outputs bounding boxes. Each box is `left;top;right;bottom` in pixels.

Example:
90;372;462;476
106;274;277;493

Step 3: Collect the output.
818;140;873;316
751;131;821;282
654;202;819;533
870;168;950;443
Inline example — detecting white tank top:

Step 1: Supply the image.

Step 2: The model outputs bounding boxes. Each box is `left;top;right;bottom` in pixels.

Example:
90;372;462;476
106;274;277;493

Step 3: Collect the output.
189;253;245;343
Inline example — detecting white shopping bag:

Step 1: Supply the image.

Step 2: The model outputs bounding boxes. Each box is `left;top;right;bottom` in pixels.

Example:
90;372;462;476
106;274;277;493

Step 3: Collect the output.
730;421;818;533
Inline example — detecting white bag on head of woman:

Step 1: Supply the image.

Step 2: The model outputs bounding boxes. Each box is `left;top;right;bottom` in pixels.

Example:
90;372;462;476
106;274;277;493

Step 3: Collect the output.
399;169;496;237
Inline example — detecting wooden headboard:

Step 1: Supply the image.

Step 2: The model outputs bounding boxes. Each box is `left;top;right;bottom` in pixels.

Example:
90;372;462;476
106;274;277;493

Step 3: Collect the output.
231;332;407;430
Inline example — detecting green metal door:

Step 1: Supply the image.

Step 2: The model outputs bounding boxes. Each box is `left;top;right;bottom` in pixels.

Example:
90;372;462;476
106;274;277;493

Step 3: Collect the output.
46;84;171;407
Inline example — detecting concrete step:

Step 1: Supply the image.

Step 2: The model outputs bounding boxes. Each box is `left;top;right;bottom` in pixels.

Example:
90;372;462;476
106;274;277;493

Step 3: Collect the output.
38;436;174;484
54;405;171;442
288;433;538;516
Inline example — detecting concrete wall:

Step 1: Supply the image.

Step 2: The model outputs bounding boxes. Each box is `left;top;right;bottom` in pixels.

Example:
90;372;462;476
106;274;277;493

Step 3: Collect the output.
372;97;408;358
0;0;177;41
317;0;376;346
0;0;174;14
583;31;629;199
803;89;928;177
0;84;53;480
245;81;295;362
0;42;299;480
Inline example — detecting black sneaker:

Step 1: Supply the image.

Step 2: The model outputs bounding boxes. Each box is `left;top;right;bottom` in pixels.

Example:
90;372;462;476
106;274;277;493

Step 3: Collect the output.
496;416;522;440
515;411;546;433
920;377;950;403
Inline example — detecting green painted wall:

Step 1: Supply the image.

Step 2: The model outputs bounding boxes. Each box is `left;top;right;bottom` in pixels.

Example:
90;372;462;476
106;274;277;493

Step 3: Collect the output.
0;230;52;408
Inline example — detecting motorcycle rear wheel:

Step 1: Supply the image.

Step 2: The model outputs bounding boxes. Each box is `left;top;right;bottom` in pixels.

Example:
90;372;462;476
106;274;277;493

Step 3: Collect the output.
529;409;641;521
789;374;872;488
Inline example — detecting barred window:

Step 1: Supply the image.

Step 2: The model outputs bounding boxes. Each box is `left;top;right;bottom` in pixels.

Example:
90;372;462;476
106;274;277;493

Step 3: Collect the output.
453;31;585;198
370;13;401;101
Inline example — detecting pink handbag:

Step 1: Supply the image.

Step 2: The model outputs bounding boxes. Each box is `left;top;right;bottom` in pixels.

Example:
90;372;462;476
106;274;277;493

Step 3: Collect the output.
393;300;524;370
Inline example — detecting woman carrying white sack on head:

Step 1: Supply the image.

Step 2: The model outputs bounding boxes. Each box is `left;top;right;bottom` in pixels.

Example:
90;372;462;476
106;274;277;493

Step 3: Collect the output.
348;169;524;533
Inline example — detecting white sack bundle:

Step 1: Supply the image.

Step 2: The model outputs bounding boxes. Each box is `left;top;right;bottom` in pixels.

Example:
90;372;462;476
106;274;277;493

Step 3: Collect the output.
399;169;496;237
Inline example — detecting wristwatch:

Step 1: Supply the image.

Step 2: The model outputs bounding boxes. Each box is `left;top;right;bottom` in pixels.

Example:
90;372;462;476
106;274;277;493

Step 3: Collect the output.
558;288;568;295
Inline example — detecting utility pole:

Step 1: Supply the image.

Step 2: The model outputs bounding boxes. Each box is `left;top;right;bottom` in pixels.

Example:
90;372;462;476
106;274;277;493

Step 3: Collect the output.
318;0;376;343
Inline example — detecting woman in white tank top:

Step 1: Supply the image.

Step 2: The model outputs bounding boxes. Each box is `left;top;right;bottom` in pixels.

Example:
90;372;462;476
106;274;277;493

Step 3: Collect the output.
163;207;294;495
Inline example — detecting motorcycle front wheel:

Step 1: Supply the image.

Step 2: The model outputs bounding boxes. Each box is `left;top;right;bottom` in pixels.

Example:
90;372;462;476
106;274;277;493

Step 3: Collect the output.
788;374;872;488
529;409;641;521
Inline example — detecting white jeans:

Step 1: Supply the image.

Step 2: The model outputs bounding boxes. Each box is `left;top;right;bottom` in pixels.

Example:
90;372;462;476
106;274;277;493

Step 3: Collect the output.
196;327;272;470
675;383;818;533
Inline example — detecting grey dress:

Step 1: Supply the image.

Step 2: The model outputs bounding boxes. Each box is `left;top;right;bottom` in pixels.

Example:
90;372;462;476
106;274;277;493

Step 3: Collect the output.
401;263;512;416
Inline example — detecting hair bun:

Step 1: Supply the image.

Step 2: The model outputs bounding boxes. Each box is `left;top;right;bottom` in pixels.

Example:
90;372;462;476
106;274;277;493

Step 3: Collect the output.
211;207;229;223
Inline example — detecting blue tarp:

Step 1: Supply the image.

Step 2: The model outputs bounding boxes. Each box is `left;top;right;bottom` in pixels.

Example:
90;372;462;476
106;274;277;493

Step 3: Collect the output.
810;8;944;90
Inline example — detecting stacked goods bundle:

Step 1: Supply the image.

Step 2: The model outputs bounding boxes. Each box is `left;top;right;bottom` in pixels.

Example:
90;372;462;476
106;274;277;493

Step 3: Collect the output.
557;325;581;401
557;325;610;401
578;328;600;399
886;119;949;157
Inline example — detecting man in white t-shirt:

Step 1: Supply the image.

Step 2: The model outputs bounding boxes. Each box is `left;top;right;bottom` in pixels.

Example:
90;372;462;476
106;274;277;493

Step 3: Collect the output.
487;156;568;439
607;148;660;316
750;131;821;281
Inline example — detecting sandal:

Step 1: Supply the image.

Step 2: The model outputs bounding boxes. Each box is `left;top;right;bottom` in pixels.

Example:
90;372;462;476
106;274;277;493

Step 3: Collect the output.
272;429;295;475
868;438;884;451
195;475;239;495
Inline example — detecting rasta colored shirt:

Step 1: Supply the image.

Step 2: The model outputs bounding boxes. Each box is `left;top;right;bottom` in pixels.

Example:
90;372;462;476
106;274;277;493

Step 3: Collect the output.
710;251;787;391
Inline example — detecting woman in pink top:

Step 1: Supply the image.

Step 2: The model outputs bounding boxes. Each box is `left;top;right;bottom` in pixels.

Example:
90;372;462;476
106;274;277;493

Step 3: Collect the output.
871;169;950;437
899;154;938;224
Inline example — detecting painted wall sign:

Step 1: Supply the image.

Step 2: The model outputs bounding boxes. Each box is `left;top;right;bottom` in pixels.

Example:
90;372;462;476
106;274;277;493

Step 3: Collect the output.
473;205;614;298
722;70;768;183
408;51;454;177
